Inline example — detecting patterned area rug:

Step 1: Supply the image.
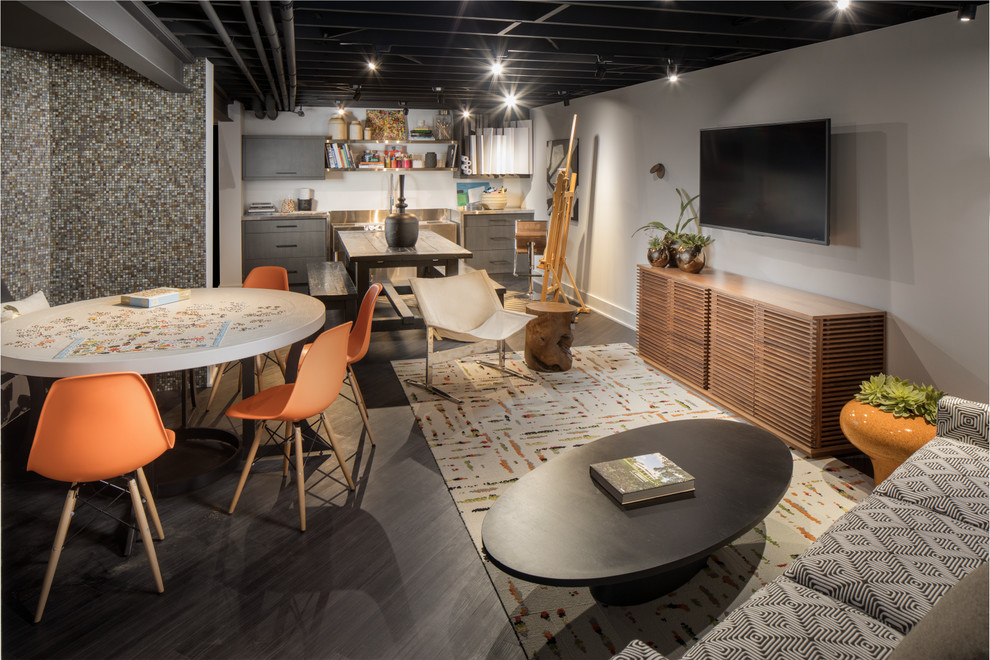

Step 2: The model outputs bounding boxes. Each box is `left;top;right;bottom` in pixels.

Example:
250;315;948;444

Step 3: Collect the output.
392;343;873;660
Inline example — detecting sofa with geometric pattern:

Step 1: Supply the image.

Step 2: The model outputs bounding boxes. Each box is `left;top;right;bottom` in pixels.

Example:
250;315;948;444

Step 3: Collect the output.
615;395;990;660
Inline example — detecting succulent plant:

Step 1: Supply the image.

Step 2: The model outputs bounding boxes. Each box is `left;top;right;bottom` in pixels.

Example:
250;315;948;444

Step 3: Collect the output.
854;373;945;425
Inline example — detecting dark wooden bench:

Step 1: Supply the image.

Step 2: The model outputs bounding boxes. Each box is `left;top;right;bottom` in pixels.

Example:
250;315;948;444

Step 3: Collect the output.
307;261;358;322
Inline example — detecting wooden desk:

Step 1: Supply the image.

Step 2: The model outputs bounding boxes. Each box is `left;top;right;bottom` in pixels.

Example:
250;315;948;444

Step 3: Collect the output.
337;229;473;331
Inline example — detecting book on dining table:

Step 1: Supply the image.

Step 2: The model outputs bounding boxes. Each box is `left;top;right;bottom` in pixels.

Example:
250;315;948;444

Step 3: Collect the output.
120;287;191;308
590;451;695;506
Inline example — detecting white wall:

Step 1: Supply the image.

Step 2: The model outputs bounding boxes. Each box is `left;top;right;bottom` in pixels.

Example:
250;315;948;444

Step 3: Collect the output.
217;101;244;287
527;9;989;401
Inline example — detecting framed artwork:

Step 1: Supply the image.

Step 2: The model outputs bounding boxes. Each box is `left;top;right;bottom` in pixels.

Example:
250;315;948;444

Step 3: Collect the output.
365;109;408;140
546;138;579;222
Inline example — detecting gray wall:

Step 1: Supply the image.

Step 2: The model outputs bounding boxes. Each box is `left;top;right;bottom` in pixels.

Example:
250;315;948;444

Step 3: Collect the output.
1;47;208;304
527;9;989;402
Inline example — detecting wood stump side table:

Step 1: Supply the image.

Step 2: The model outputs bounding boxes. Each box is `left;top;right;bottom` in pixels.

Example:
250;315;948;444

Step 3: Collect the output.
524;301;576;372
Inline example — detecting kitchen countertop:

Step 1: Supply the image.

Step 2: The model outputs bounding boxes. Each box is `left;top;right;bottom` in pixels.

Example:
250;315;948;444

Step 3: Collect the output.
460;208;535;215
242;211;328;221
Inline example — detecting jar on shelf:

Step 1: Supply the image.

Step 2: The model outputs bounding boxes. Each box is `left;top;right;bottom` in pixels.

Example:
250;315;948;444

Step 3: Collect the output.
328;115;347;140
349;121;363;140
434;109;451;141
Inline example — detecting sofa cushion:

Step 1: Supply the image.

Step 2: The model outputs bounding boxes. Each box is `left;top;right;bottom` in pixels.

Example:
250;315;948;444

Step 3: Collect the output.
679;577;903;660
936;396;989;449
613;639;667;660
875;437;989;530
783;495;988;635
885;562;989;660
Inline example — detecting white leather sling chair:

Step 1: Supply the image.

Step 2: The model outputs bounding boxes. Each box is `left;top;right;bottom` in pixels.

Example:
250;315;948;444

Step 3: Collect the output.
407;270;534;403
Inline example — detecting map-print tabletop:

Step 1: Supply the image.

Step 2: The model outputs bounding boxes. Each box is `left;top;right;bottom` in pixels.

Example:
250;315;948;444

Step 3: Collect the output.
0;288;326;378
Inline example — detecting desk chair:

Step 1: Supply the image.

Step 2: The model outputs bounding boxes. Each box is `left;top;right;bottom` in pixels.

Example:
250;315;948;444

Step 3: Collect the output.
227;322;354;532
27;372;175;622
406;270;534;404
206;266;290;410
513;220;548;299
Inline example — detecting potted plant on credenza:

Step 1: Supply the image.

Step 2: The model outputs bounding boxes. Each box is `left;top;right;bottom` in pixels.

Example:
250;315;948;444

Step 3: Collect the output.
633;188;701;269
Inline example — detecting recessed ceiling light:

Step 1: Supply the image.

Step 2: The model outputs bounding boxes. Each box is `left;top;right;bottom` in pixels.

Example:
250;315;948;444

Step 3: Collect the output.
462;110;471;119
836;0;851;10
367;61;377;71
492;61;504;75
505;94;517;107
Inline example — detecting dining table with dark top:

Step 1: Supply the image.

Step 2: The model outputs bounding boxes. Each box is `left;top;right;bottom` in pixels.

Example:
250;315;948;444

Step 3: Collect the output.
336;229;473;331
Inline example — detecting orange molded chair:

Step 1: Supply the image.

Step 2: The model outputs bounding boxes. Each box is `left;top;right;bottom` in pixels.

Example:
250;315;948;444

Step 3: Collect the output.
227;322;354;532
298;283;383;445
27;372;175;623
206;266;290;409
345;283;383;444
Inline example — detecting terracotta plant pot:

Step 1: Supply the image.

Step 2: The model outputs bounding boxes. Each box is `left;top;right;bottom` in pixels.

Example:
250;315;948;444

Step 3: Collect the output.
839;399;937;484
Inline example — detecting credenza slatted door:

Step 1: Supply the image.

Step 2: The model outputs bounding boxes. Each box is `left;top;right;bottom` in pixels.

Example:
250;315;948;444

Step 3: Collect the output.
637;267;672;370
754;308;818;451
710;292;756;412
818;315;887;450
636;265;886;457
637;267;708;390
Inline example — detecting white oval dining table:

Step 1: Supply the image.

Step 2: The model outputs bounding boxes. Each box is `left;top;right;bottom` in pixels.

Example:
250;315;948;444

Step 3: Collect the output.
1;287;327;499
0;287;326;378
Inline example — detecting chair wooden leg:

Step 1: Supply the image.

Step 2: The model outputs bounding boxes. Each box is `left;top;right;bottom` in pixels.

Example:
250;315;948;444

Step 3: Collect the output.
292;424;307;532
255;355;264;393
127;477;164;594
205;362;228;410
274;350;287;379
320;413;355;490
135;467;164;541
34;485;79;623
348;366;376;446
281;422;291;478
229;421;265;514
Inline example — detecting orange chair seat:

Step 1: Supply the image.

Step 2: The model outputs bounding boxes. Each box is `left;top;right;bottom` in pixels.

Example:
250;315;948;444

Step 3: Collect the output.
224;383;296;421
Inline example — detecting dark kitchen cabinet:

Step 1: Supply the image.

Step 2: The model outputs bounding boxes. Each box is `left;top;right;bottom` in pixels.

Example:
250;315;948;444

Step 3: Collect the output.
242;136;326;180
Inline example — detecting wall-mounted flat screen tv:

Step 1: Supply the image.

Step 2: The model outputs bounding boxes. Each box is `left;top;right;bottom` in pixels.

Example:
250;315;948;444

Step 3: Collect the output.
699;118;831;245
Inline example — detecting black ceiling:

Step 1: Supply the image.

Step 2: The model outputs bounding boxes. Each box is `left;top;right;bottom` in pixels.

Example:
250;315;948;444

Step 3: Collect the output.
145;1;966;113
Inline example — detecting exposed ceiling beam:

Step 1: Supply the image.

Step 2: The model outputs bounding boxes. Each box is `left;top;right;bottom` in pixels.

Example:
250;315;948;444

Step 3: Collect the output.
17;0;191;92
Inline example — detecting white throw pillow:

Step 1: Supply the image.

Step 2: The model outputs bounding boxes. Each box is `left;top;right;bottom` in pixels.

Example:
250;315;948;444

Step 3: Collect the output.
1;290;50;322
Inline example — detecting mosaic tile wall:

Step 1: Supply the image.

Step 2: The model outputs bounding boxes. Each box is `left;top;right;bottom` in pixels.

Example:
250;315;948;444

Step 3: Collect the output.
2;48;206;305
1;48;52;300
48;54;207;305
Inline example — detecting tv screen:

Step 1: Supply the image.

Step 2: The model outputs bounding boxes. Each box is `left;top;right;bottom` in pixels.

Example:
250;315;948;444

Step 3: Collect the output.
699;118;831;245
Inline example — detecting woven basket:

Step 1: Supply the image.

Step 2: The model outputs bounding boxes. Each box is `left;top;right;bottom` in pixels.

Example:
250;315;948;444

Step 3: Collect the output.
480;191;507;210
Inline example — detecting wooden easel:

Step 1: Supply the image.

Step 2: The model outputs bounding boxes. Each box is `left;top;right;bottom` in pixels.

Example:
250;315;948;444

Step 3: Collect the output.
538;115;589;315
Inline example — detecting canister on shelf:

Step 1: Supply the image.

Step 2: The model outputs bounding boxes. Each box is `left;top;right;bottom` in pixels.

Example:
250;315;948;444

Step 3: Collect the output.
349;121;363;140
364;127;374;140
328;115;347;140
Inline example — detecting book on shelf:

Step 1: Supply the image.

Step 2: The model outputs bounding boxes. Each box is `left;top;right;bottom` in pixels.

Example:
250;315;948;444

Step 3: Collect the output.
589;452;695;506
120;287;191;308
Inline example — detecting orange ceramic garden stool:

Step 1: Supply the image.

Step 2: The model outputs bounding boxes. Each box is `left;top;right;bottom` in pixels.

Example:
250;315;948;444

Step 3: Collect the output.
839;399;937;484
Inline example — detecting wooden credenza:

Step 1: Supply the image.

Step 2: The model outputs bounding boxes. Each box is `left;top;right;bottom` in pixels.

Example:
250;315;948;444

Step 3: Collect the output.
637;265;886;457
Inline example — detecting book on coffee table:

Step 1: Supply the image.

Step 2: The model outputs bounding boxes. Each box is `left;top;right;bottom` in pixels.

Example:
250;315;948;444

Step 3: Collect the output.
590;452;695;506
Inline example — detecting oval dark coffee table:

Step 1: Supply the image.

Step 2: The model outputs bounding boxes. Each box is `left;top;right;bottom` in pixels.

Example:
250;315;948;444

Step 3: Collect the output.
481;419;793;605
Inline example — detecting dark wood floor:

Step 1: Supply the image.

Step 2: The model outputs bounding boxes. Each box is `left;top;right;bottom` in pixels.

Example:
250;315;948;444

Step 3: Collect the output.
1;278;637;660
